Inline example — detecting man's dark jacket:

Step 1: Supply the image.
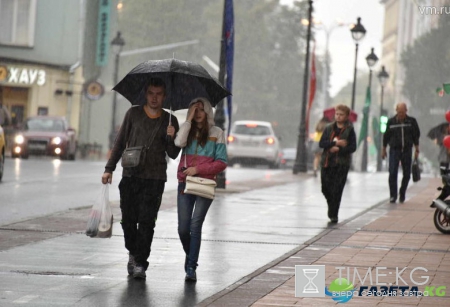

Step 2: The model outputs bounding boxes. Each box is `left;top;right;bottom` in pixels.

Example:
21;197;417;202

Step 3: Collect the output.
383;115;420;150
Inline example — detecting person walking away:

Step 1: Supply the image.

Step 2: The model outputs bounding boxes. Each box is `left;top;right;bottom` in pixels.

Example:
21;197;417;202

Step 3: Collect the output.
319;104;357;223
174;97;227;282
101;78;181;279
312;117;328;176
381;102;420;203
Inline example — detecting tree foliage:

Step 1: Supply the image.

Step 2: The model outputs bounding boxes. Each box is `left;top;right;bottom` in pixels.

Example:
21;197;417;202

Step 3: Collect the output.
116;0;323;146
401;16;450;161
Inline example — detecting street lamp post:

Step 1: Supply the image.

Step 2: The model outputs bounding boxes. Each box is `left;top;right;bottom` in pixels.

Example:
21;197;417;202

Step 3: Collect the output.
293;0;313;174
350;17;366;111
361;47;378;172
376;65;389;172
321;22;347;108
110;31;125;149
299;19;348;109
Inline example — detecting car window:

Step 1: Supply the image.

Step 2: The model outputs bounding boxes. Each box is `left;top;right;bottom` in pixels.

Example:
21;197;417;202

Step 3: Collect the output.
233;124;271;136
25;119;65;132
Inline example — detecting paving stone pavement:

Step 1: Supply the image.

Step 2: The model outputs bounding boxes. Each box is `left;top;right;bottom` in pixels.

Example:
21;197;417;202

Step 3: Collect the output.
203;177;450;306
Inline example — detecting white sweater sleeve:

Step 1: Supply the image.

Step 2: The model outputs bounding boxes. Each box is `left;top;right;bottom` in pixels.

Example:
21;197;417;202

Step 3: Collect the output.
174;121;191;148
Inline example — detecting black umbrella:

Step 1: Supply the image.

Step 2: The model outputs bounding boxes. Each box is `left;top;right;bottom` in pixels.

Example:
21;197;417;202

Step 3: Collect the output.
113;58;231;111
428;122;450;145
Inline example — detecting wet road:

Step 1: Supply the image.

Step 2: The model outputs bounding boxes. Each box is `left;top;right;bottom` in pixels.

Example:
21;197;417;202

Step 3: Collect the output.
0;157;285;226
0;156;392;306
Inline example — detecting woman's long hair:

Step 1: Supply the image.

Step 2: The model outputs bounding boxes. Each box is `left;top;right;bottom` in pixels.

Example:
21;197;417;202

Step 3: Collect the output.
187;102;210;147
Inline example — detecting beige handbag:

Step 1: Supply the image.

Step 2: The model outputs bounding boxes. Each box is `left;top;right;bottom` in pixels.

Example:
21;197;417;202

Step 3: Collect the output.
184;175;217;199
182;147;217;199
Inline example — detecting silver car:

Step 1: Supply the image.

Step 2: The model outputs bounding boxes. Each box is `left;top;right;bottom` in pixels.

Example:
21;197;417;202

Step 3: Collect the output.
227;120;281;168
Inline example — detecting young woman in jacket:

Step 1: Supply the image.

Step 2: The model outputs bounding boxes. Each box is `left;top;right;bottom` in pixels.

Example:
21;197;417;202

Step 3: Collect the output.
174;97;227;282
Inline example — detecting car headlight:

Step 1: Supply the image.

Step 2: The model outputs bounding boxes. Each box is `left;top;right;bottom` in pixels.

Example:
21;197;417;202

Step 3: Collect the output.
15;135;25;144
51;137;62;145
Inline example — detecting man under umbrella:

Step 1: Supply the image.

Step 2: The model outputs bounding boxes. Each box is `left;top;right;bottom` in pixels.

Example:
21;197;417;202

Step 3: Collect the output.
101;78;181;279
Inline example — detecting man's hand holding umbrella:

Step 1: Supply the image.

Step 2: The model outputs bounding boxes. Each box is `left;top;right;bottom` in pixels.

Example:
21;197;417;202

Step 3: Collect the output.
167;124;175;138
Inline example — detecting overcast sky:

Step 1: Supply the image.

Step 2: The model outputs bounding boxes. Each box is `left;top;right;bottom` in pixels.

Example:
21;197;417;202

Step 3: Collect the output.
280;0;385;97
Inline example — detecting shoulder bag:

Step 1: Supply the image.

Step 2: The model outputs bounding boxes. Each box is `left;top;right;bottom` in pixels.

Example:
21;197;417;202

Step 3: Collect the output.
183;146;217;199
121;111;165;168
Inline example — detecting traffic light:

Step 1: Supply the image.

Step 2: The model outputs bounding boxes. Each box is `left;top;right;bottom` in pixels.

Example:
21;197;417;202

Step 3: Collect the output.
380;109;388;133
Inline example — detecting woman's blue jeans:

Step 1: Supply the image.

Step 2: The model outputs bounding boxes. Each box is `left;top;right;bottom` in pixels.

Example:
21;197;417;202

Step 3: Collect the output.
177;182;213;270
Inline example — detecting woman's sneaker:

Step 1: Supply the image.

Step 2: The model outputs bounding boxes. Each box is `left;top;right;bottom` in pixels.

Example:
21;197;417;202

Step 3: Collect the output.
127;254;136;275
185;267;197;282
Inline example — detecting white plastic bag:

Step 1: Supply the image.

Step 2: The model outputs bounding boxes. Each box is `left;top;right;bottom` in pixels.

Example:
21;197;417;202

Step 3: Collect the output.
86;184;113;238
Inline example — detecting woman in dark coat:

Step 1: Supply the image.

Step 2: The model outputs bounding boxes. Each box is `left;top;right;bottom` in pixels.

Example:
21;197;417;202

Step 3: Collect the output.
319;104;357;223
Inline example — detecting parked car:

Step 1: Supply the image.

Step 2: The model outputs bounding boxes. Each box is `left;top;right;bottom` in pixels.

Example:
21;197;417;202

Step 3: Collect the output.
227;120;281;168
280;147;296;169
280;143;314;171
0;125;5;181
11;116;77;160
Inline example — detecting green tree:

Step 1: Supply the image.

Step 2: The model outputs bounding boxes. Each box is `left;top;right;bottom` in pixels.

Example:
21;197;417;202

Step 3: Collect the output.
116;0;323;147
400;16;450;161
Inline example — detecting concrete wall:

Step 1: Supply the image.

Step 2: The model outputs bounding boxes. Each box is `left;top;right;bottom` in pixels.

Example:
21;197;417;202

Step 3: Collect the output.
0;0;82;67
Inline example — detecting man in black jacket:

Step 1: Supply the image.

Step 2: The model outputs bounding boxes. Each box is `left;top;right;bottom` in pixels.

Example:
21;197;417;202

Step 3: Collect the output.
382;102;420;203
102;78;181;279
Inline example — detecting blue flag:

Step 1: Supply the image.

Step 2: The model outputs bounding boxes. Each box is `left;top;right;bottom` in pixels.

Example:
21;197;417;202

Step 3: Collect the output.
224;0;234;136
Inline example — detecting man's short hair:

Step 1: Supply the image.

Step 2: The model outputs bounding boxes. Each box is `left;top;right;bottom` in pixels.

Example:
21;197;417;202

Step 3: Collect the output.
335;104;350;116
147;78;166;92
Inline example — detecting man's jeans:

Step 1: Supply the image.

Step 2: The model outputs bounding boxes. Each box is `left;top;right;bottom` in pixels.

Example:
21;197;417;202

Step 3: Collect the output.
119;177;165;270
177;182;213;269
388;147;412;200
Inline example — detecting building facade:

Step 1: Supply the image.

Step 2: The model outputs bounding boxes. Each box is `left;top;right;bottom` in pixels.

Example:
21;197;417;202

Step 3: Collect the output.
380;0;449;111
0;0;125;156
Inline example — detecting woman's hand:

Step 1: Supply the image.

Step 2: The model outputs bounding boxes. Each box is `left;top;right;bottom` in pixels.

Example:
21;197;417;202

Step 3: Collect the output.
187;103;199;122
183;166;198;176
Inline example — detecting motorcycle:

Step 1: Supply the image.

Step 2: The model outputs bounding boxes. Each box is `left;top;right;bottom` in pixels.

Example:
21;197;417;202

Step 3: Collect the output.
431;163;450;234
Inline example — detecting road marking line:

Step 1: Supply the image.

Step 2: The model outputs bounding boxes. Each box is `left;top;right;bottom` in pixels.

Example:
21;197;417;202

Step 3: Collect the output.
13;295;39;304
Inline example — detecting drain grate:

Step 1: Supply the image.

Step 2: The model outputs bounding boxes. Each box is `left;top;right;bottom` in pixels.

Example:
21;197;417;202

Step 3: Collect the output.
12;270;90;276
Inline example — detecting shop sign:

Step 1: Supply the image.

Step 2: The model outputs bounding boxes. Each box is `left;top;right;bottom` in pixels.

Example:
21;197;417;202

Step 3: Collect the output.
0;65;46;86
96;0;111;66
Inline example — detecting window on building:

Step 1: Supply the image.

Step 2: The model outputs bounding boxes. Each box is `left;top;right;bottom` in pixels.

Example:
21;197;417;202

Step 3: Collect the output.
0;0;36;47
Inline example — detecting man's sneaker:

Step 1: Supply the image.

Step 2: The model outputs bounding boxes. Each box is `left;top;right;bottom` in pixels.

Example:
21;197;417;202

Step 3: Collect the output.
127;254;136;275
133;265;146;279
389;197;396;203
185;267;197;282
330;217;338;223
399;194;405;203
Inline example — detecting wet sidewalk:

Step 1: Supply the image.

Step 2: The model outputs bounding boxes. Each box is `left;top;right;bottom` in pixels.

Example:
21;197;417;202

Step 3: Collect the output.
203;177;450;306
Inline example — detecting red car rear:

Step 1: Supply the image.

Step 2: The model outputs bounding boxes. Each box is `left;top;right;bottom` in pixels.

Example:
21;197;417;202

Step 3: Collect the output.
11;116;77;160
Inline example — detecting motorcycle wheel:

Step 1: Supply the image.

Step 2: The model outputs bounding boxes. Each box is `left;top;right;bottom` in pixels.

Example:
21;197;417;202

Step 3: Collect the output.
433;208;450;234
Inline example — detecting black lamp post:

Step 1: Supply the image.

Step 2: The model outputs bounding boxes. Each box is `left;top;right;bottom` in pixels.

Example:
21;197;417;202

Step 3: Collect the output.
109;31;125;149
350;17;366;111
293;0;313;174
361;47;378;172
215;0;228;188
376;65;389;172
